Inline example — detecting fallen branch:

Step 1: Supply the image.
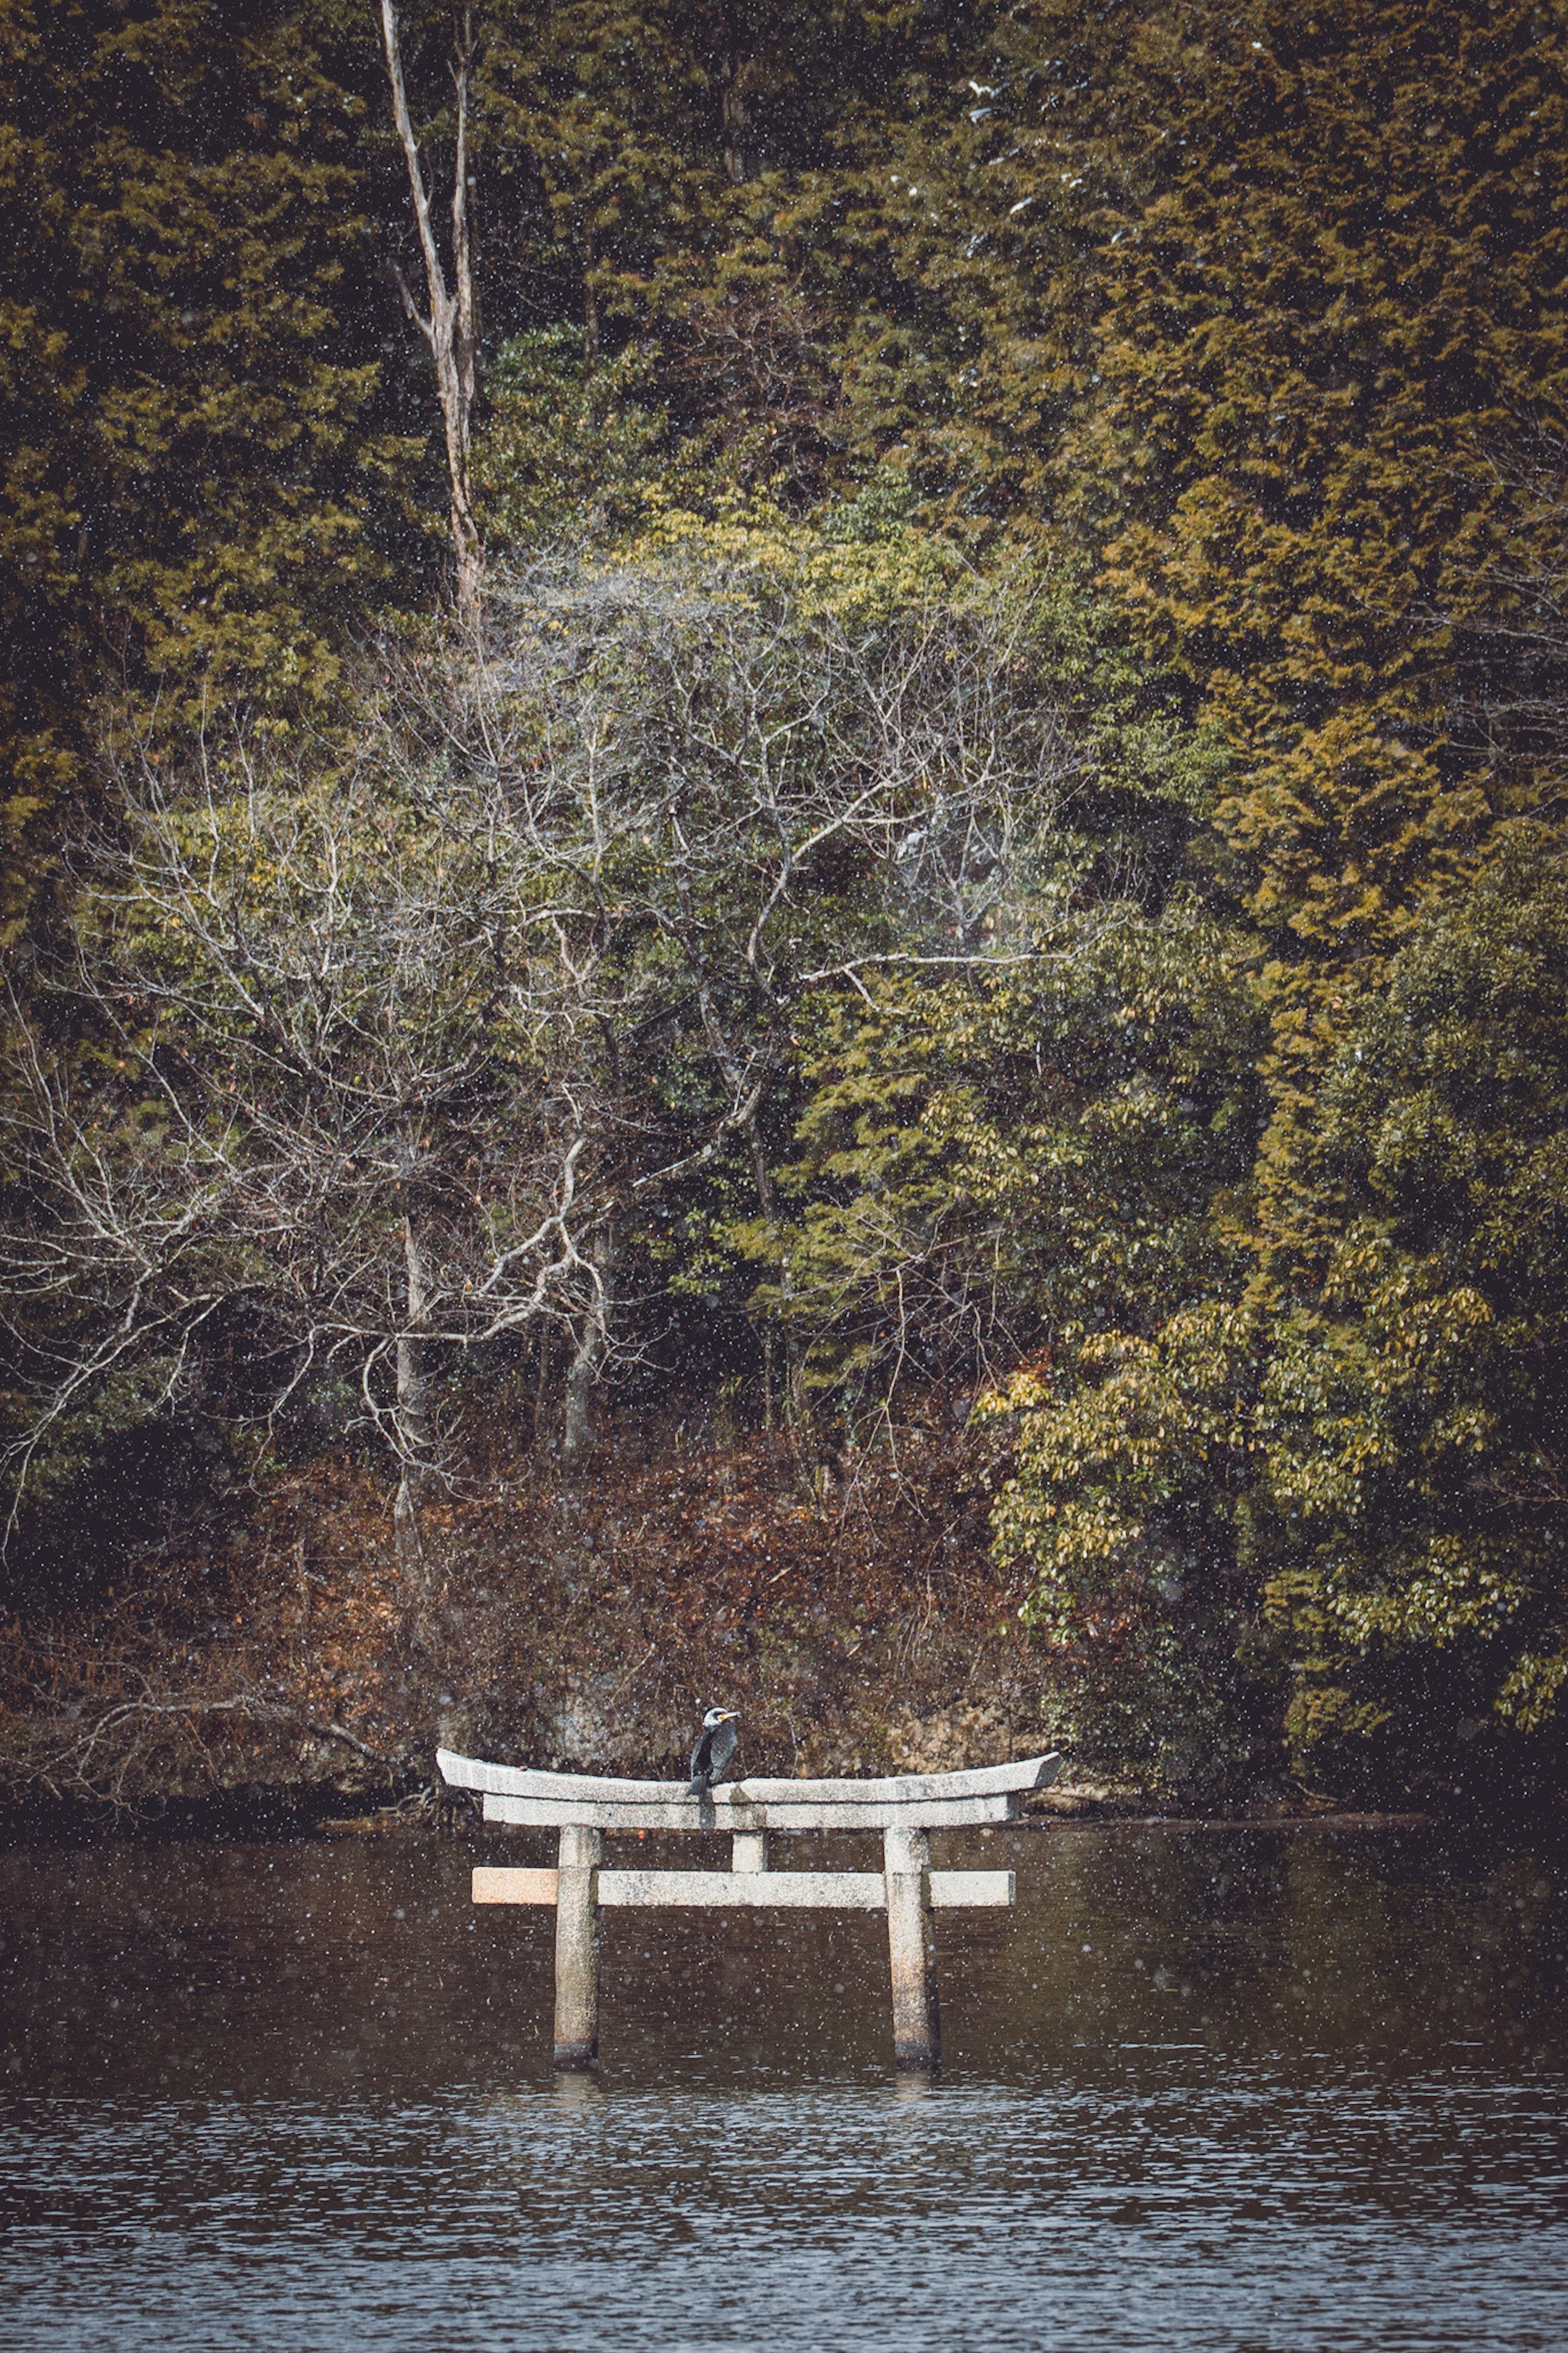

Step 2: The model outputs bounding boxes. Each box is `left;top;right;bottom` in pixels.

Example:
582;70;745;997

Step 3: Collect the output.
299;1714;393;1766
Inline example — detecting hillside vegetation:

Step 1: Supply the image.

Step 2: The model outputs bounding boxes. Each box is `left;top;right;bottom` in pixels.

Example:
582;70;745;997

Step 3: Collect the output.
2;0;1564;1810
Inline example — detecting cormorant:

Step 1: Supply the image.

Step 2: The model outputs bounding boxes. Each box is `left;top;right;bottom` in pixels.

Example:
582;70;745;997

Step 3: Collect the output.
688;1706;739;1795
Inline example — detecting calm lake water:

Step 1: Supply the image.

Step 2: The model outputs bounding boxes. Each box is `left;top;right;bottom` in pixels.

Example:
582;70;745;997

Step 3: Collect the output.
2;1813;1566;2352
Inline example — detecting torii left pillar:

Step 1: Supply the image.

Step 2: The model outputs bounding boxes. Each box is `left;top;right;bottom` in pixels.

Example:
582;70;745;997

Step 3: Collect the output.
553;1824;602;2070
884;1824;940;2073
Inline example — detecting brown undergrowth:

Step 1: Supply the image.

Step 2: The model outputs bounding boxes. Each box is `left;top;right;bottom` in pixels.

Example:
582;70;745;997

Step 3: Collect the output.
0;1401;1087;1813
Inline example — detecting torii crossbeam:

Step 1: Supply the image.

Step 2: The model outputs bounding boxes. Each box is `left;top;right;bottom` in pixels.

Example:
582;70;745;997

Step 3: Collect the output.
437;1747;1064;2072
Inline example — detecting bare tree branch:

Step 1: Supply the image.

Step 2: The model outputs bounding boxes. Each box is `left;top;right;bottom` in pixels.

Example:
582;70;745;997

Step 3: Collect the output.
378;0;483;626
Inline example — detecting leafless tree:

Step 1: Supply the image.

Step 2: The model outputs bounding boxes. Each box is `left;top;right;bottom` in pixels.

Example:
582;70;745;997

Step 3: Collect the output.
379;0;483;627
0;732;624;1586
391;551;1091;1429
0;553;1096;1559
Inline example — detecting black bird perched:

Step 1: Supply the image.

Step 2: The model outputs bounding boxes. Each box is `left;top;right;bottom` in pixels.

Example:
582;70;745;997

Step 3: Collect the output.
688;1706;740;1795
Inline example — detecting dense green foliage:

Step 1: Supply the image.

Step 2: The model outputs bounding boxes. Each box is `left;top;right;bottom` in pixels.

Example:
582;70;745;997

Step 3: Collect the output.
0;0;428;927
1263;835;1568;1752
4;0;1566;1795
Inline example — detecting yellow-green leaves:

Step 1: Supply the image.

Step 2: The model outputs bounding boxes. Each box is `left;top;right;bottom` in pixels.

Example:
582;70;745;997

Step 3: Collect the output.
1258;836;1568;1758
1089;0;1568;964
0;0;412;927
771;894;1261;1414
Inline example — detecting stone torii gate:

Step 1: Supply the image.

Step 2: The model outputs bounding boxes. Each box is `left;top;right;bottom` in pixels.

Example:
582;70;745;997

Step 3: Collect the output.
437;1747;1063;2072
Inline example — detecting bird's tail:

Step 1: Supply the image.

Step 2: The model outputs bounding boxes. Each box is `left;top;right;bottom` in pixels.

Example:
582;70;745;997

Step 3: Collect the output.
687;1776;708;1798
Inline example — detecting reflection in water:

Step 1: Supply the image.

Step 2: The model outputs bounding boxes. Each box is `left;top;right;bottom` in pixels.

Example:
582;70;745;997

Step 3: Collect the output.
552;2068;602;2116
889;2068;937;2101
2;1819;1566;2350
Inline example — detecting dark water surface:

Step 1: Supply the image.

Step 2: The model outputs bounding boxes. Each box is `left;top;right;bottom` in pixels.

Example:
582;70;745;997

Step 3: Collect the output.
3;1815;1566;2351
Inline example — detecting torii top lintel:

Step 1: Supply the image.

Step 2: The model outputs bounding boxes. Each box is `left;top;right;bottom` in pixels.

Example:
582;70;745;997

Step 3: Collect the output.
437;1747;1064;1831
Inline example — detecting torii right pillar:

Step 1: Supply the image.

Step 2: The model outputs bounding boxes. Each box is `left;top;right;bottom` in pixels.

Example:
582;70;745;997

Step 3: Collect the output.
883;1823;940;2073
553;1823;602;2071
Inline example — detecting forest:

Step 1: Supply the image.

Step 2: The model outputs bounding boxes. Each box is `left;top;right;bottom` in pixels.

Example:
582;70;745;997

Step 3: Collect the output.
1;0;1565;1814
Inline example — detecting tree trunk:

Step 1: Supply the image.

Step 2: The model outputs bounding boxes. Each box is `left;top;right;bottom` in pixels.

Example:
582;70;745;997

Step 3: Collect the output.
740;1106;805;1432
561;1329;595;1462
379;0;483;630
583;216;599;372
394;1214;432;1589
718;13;754;184
533;1320;555;1450
561;1225;617;1464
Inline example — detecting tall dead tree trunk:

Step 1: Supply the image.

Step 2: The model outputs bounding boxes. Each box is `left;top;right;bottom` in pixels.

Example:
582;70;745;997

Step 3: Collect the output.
379;0;483;630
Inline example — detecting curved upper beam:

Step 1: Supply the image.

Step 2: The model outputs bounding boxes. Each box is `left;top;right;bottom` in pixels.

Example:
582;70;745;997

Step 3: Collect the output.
437;1748;1062;1807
